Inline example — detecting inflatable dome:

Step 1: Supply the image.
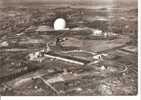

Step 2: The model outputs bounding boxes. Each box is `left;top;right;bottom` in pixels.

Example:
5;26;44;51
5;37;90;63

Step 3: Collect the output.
54;18;66;30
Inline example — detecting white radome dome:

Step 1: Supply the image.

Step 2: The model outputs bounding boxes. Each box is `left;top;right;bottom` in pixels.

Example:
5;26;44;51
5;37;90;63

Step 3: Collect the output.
54;18;66;30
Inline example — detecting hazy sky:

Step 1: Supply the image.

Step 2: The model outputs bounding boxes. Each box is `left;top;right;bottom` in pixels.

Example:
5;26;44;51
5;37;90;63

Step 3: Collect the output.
0;0;137;7
0;0;137;3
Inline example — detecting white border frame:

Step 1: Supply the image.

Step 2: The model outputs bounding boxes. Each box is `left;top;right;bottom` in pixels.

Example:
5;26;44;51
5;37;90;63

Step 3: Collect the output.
1;0;141;100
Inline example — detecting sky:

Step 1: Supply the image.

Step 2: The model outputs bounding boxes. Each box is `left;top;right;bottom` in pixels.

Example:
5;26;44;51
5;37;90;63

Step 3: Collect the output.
0;0;137;7
0;0;137;3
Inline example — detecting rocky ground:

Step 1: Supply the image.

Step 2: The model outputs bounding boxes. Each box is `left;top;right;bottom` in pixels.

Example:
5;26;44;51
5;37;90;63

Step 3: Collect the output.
0;6;138;96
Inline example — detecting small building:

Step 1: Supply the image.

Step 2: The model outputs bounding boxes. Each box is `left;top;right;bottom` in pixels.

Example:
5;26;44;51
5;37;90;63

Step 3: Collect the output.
35;25;52;32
